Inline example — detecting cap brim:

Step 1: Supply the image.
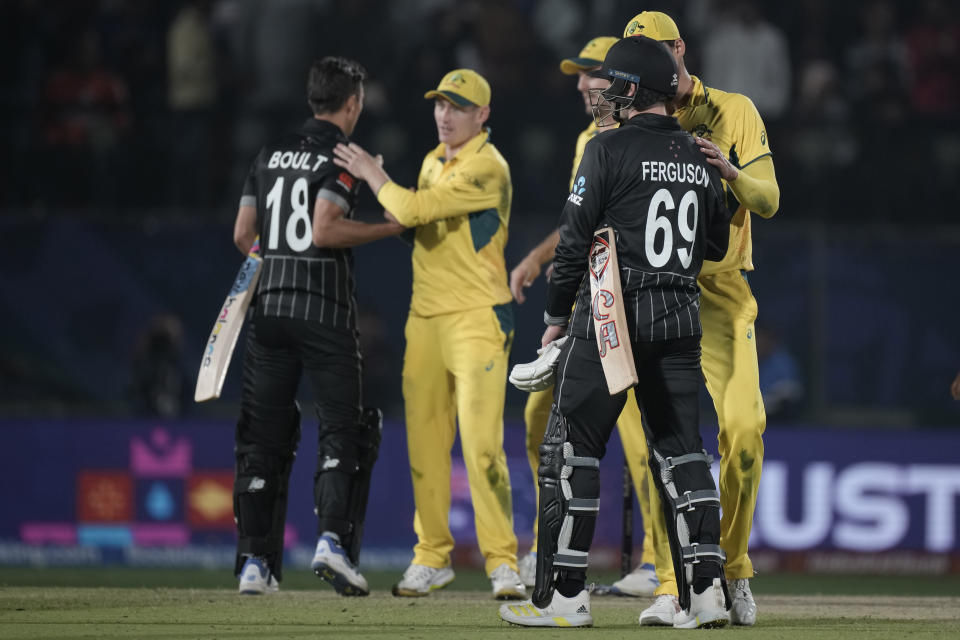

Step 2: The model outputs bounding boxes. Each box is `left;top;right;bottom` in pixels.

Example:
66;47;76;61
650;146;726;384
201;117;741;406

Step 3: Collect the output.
424;89;477;107
586;68;611;79
559;57;602;75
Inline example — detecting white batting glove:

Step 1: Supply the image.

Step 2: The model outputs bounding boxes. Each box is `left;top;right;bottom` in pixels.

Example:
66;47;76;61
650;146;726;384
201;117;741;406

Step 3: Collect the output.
509;336;568;392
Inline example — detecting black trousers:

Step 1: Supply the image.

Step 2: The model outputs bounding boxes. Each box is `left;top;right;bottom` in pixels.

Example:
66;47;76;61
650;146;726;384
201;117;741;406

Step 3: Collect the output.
233;314;362;576
554;334;703;462
550;334;720;591
240;314;362;434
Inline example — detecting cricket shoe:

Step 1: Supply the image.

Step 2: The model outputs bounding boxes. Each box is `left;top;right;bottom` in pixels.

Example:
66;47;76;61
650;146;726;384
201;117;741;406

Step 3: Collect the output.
311;535;369;596
728;578;757;625
391;563;455;597
490;563;527;600
238;556;279;595
673;579;730;629
639;594;680;626
517;552;536;588
499;589;593;627
609;562;659;597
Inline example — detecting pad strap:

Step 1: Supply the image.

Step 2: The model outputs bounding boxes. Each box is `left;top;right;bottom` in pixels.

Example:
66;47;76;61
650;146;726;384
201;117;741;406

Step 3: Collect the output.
555;550;589;569
681;543;727;564
665;450;714;469
673;489;721;512
565;456;599;468
568;498;600;514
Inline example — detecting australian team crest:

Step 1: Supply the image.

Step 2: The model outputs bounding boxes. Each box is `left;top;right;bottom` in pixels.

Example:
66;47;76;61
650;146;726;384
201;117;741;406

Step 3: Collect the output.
691;123;713;140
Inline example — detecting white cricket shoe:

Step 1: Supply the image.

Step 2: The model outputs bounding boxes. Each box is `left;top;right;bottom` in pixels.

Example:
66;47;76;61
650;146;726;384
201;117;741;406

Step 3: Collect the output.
673;578;730;629
490;563;527;600
391;563;455;597
517;552;536;588
639;593;680;626
499;589;593;627
238;556;278;595
729;578;757;625
610;562;659;597
311;535;369;596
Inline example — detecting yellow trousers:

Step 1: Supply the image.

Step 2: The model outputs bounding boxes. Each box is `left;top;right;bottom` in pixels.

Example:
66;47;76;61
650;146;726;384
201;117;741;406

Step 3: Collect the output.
402;307;518;576
635;270;767;596
524;386;657;568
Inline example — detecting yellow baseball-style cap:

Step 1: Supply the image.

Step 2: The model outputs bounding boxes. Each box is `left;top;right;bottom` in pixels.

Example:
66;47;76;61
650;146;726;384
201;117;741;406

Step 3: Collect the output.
559;36;619;75
424;69;491;107
623;11;681;40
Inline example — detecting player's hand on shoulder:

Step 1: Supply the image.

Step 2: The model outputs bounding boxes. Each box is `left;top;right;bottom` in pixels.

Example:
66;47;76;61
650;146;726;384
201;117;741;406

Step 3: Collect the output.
334;142;376;180
695;136;739;182
509;257;541;304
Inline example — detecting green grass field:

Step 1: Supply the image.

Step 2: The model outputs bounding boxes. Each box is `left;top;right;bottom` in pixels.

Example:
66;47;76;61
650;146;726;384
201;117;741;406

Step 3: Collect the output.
3;569;960;639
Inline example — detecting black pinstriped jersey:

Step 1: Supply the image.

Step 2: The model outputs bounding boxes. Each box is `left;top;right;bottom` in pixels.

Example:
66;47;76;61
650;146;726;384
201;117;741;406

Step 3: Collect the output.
240;119;361;330
545;113;731;343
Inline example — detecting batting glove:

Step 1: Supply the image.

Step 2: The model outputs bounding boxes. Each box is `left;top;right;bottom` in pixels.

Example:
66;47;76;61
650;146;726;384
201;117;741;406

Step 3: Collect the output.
509;336;568;392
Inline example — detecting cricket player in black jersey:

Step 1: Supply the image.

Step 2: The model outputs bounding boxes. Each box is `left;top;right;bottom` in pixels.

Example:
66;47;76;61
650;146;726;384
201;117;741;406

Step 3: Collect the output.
231;57;405;596
500;36;732;628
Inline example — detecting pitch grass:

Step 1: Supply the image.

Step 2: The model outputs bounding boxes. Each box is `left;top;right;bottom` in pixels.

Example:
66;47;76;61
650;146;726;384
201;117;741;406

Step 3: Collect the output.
2;570;960;639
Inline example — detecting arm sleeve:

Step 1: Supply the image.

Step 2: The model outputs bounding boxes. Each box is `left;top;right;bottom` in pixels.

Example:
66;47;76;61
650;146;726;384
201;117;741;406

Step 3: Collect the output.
376;157;503;226
703;165;731;262
728;154;780;218
317;169;359;214
728;95;780;218
544;138;609;324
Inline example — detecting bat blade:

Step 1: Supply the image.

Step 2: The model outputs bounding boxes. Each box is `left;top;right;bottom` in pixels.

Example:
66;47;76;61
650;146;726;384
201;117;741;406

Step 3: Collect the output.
194;250;262;402
589;227;639;395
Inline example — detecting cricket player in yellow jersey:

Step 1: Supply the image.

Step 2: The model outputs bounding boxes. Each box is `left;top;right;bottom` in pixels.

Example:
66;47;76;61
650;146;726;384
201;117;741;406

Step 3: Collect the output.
509;36;660;598
618;11;780;627
333;69;525;600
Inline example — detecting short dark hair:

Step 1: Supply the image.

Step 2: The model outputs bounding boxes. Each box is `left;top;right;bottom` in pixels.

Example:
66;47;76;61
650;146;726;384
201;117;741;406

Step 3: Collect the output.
307;57;366;115
631;86;671;111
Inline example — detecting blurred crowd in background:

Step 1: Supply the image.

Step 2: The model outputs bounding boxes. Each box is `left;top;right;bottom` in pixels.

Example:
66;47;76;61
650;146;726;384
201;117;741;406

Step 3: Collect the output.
3;0;959;218
2;0;959;423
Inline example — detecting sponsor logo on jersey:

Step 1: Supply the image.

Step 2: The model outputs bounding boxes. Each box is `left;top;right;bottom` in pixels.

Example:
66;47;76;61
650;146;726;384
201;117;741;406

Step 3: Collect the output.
337;172;356;190
568;175;587;205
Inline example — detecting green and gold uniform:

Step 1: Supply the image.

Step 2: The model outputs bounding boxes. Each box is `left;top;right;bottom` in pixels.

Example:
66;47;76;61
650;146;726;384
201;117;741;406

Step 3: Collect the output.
377;128;518;575
627;75;780;597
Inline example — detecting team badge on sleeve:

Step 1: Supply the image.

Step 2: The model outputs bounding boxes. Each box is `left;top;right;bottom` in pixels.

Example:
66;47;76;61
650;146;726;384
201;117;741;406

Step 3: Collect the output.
568;175;587;206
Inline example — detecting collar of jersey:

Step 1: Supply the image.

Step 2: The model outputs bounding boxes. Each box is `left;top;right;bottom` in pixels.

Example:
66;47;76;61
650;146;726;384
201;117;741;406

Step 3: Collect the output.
432;127;490;164
681;75;708;109
301;117;346;139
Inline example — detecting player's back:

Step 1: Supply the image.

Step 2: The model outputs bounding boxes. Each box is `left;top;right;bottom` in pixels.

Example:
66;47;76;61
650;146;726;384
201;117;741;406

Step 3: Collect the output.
240;118;362;329
564;112;730;342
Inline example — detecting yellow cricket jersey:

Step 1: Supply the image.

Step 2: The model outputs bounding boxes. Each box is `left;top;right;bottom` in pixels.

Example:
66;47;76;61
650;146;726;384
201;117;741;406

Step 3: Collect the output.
377;128;512;317
674;76;773;275
569;121;600;190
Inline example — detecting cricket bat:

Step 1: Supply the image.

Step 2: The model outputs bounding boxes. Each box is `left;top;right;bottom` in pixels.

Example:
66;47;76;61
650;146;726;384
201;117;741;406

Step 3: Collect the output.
194;238;262;402
589;227;638;394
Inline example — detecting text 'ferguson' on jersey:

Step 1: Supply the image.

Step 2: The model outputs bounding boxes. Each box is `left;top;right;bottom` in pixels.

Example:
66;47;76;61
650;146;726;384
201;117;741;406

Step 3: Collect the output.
545;113;732;343
240;118;362;330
